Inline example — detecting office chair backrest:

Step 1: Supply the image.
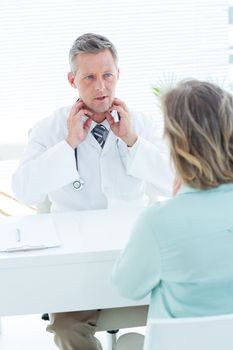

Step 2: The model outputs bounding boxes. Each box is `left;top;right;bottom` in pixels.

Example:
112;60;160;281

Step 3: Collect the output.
143;313;233;350
36;196;51;213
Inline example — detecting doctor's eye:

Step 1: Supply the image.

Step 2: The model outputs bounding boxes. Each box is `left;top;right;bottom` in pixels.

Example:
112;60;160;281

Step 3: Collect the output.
84;75;94;81
104;73;113;79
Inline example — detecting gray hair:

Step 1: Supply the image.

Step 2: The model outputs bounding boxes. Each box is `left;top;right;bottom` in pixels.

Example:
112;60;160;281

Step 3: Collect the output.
69;33;118;73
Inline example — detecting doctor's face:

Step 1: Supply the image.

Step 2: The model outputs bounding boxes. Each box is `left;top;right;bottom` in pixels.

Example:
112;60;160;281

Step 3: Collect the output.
69;49;119;114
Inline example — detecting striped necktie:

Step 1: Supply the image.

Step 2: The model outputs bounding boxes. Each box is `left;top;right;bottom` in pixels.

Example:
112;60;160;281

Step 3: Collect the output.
91;124;109;148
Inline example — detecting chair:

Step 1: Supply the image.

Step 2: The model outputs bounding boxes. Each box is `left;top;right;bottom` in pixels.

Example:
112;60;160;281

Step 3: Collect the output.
143;313;233;350
114;332;144;350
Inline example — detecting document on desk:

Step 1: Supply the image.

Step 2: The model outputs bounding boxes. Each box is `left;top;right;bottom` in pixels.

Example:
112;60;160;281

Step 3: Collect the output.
0;214;60;253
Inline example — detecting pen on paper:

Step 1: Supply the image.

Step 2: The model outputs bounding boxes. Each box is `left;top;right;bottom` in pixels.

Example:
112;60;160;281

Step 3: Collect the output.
16;228;21;242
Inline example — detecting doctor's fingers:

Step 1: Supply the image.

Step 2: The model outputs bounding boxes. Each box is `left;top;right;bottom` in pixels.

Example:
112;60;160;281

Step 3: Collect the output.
111;104;130;121
76;108;93;119
68;109;93;126
105;111;116;126
112;97;128;109
69;100;85;117
83;117;92;132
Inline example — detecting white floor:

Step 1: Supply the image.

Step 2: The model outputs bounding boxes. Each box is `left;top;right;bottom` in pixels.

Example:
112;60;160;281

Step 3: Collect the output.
0;314;145;350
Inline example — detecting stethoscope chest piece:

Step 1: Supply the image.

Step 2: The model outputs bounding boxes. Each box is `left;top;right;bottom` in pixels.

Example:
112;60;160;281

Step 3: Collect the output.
73;178;85;190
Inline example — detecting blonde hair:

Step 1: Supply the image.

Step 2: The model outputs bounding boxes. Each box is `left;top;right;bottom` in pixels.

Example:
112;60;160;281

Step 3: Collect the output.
162;80;233;189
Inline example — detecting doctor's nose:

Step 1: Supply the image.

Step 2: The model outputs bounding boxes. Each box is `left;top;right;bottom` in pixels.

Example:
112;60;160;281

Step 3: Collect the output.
94;78;105;92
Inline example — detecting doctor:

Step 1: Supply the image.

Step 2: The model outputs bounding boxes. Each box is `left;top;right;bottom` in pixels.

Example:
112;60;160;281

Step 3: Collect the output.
12;33;174;350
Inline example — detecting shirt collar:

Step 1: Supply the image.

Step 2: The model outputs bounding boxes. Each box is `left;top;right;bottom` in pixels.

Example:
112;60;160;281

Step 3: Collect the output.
81;111;118;133
90;118;110;132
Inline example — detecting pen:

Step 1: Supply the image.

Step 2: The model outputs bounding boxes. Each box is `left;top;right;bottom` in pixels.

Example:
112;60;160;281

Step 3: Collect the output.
16;228;21;242
5;245;47;253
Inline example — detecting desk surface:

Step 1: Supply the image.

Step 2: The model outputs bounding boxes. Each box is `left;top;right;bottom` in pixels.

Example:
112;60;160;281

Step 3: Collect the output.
0;208;148;316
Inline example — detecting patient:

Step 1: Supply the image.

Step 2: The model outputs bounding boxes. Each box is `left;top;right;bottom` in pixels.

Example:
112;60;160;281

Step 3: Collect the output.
112;80;233;319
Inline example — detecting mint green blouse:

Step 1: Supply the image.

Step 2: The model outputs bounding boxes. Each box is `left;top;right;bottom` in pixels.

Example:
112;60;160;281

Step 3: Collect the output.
112;184;233;318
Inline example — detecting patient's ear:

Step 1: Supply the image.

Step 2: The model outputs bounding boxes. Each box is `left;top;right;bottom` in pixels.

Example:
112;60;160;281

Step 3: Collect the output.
172;175;182;196
67;72;77;89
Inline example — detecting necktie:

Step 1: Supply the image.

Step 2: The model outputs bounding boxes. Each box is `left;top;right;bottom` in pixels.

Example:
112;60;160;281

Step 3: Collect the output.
91;124;109;148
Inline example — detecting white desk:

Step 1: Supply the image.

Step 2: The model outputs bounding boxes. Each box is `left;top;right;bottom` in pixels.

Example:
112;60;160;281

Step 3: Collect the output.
0;209;148;326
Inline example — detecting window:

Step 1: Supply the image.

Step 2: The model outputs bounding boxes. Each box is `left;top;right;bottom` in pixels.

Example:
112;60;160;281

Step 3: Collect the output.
228;1;233;87
0;0;229;143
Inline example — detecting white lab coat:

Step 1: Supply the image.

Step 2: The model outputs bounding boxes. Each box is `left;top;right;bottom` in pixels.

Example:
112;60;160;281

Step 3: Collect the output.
12;106;174;212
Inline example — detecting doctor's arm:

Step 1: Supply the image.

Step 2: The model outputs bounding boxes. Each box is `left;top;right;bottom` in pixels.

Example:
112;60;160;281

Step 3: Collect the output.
106;101;174;197
12;127;77;206
126;135;174;197
112;210;161;300
12;102;93;206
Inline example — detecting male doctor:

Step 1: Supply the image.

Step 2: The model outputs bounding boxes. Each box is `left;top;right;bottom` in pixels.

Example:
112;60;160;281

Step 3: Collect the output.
12;33;173;350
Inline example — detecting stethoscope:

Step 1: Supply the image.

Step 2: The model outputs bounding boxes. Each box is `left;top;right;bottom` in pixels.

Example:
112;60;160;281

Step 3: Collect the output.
72;111;122;191
72;148;85;190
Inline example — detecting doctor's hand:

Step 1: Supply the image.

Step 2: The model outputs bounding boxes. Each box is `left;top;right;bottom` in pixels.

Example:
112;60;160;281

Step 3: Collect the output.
66;100;93;149
105;98;138;147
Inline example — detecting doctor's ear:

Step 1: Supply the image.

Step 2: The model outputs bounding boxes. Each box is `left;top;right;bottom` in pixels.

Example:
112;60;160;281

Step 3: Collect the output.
68;72;77;89
117;68;120;80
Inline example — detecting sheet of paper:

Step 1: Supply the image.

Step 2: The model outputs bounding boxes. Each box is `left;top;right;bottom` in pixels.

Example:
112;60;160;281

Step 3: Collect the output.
0;214;60;252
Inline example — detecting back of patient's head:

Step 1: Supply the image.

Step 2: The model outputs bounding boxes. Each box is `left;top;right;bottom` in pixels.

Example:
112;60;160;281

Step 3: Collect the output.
162;80;233;189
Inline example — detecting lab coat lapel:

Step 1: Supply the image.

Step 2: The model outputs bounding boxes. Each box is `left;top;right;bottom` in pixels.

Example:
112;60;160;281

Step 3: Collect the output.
84;114;119;152
85;125;102;150
101;129;118;154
